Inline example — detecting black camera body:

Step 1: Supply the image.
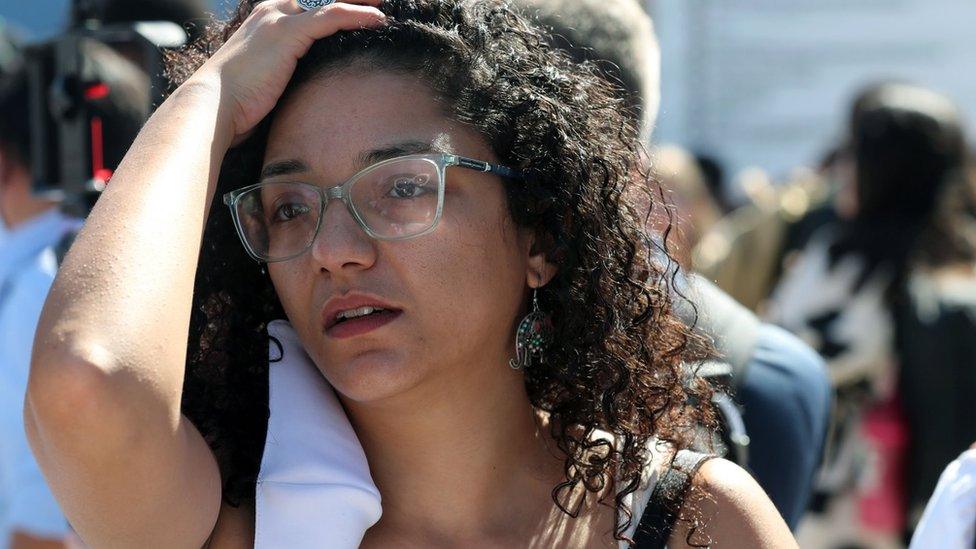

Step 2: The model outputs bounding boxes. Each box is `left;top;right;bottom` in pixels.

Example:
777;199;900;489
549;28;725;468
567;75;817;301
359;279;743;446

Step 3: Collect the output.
24;1;187;216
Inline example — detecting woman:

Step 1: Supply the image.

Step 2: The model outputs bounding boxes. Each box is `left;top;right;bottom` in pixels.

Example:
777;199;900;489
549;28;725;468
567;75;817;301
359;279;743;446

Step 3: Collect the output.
25;0;793;547
768;82;976;546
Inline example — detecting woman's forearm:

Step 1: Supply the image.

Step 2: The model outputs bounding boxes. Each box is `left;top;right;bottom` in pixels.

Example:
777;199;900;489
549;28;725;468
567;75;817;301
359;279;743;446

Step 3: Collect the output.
29;75;234;423
23;5;388;544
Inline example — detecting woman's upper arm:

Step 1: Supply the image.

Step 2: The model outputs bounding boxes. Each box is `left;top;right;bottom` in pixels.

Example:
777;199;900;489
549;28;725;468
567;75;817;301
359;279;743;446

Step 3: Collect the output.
669;458;798;549
24;390;222;549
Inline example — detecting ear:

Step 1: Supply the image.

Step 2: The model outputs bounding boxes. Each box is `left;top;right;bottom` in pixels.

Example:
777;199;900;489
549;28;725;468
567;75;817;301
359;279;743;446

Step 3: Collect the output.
525;231;558;289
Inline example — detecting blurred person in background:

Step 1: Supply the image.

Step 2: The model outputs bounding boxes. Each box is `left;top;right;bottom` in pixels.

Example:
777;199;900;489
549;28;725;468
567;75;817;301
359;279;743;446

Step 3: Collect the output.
652;144;722;270
512;0;660;146
517;0;831;531
0;34;148;549
692;153;735;216
908;442;976;549
0;46;75;549
767;82;976;547
693;153;838;313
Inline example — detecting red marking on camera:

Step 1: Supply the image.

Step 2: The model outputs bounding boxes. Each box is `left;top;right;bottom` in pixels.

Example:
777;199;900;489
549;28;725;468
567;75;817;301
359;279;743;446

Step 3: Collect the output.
84;82;111;100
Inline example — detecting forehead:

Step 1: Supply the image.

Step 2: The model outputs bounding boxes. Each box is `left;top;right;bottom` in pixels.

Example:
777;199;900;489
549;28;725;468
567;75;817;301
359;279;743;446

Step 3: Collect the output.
264;70;490;177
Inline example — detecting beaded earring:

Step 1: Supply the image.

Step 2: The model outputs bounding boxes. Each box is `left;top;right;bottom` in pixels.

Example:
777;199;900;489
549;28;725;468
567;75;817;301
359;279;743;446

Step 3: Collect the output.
509;288;553;370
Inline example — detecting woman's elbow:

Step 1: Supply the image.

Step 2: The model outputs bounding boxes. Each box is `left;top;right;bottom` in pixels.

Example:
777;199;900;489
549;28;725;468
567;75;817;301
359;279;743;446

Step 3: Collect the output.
26;341;125;453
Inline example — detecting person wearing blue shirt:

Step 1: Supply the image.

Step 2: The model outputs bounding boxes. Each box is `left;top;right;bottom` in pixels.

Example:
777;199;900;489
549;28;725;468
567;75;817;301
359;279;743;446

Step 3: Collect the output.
0;214;79;549
0;68;80;549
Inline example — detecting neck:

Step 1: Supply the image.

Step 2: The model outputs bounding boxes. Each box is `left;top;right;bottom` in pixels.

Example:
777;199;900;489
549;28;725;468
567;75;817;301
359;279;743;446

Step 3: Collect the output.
344;360;567;541
1;170;58;229
4;200;56;229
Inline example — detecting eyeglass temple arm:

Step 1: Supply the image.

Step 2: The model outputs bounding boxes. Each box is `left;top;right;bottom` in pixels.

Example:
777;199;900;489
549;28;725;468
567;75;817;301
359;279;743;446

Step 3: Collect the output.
454;155;524;180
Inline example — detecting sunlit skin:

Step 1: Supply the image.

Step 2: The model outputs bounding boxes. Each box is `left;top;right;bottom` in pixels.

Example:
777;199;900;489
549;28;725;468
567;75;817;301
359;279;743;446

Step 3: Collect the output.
263;70;620;546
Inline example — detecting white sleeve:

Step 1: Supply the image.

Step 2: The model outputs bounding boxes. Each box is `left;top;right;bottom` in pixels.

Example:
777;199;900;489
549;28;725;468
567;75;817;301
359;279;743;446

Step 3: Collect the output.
909;449;976;549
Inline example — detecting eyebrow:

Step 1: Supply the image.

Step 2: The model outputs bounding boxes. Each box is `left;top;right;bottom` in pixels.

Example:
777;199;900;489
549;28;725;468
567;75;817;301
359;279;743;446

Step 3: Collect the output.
358;140;438;167
260;159;308;180
259;140;442;182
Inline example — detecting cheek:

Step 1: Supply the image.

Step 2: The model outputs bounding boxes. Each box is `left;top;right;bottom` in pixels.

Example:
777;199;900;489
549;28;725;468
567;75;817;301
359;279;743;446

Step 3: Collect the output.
447;190;520;269
401;200;527;335
268;263;312;322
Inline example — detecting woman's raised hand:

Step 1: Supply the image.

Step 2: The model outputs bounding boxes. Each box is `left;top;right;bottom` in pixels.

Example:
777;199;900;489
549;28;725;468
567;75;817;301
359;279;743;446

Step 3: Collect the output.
190;0;386;142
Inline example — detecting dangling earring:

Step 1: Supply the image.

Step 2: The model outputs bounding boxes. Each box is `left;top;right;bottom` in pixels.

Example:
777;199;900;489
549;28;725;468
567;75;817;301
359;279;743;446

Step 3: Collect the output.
509;288;553;370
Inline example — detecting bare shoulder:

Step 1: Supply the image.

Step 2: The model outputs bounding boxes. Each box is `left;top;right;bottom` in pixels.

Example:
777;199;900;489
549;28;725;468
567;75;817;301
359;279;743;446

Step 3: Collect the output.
668;458;797;549
203;500;255;549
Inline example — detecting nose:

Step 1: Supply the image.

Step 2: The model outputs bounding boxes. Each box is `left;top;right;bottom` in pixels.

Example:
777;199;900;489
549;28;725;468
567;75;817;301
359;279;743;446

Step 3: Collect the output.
309;196;377;274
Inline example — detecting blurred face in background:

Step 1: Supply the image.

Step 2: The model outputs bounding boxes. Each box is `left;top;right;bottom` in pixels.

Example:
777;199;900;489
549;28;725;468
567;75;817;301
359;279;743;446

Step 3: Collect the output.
651;145;722;268
0;145;26;228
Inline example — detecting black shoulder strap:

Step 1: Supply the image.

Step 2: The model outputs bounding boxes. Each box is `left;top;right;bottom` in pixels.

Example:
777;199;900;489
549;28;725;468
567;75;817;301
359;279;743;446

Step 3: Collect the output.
630;449;716;549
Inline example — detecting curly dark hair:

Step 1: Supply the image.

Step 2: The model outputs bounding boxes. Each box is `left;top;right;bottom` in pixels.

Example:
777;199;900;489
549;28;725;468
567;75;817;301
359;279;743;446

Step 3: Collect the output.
832;82;976;294
169;0;713;541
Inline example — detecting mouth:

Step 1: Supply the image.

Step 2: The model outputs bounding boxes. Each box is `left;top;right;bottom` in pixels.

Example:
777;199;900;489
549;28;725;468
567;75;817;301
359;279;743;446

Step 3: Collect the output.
322;295;403;339
326;308;402;339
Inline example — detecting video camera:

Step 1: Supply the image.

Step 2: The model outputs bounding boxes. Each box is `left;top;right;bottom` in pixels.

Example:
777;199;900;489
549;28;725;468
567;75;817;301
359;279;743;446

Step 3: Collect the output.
24;0;191;217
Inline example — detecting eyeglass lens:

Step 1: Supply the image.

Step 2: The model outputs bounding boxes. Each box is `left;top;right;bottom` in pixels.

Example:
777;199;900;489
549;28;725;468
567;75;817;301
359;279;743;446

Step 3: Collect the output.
234;157;442;260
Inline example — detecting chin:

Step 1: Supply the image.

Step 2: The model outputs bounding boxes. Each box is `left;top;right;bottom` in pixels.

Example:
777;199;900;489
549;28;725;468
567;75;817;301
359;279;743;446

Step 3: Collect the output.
315;349;426;404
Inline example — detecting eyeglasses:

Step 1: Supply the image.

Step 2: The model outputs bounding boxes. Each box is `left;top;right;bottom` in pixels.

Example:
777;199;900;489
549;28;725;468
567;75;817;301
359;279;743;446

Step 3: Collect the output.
223;153;523;263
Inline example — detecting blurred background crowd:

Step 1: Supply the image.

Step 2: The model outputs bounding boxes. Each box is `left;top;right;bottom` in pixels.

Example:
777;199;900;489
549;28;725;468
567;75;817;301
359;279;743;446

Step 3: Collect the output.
2;1;976;548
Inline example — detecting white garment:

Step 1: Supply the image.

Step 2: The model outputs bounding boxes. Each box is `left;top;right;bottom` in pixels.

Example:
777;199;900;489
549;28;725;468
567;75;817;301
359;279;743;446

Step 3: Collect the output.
618;439;667;548
0;209;80;547
255;320;382;549
765;230;894;389
910;449;976;549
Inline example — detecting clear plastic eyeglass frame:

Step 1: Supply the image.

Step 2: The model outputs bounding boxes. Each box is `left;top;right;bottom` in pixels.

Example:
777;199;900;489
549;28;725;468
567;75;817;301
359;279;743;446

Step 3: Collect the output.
222;152;524;263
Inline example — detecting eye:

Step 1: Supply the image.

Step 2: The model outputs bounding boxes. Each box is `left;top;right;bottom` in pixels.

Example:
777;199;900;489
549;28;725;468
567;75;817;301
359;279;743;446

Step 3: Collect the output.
386;174;432;199
272;201;312;222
